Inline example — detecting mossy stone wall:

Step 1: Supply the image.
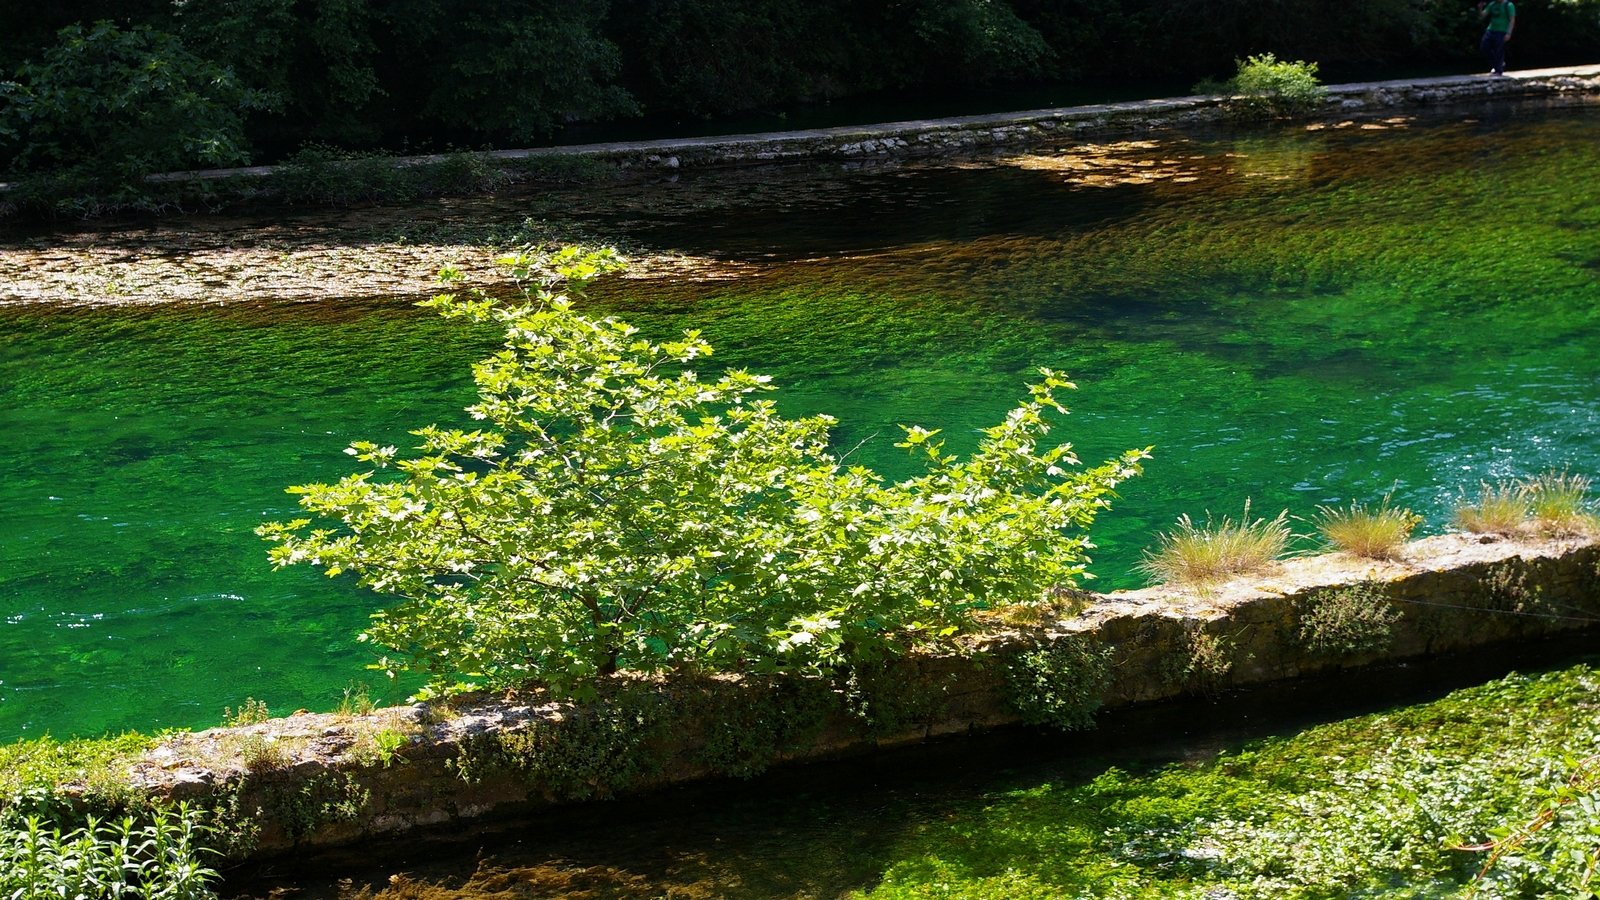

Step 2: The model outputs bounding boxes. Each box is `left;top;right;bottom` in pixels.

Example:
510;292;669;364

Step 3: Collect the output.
128;533;1599;861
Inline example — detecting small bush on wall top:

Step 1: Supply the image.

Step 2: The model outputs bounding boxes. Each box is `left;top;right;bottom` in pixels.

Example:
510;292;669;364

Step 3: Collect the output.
259;247;1148;698
1202;53;1326;119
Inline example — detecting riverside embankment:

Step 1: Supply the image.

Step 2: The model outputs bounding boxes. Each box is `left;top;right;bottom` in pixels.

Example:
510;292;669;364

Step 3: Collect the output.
2;66;1597;307
111;532;1600;862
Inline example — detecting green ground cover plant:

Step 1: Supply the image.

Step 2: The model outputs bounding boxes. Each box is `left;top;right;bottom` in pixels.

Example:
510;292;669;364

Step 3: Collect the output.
1138;500;1290;587
259;247;1148;698
0;804;218;899
0;733;220;898
859;664;1600;898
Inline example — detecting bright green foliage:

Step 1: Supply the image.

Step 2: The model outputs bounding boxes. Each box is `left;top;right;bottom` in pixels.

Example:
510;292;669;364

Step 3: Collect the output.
0;804;217;899
1469;754;1600;896
259;248;1146;697
0;732;219;899
860;665;1600;898
1216;53;1326;118
0;733;158;803
0;22;263;194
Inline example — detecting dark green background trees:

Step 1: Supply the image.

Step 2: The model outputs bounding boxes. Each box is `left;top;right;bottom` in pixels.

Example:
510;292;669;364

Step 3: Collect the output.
3;0;1598;188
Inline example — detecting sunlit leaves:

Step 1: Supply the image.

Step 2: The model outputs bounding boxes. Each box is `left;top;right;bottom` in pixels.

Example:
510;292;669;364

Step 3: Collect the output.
260;249;1146;696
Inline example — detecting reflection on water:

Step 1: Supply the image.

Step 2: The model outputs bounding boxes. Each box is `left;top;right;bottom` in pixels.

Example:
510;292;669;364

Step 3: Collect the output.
2;102;1599;740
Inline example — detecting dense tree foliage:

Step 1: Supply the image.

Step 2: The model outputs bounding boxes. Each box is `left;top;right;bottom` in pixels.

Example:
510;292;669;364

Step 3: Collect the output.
3;0;1598;186
0;21;263;196
259;249;1147;697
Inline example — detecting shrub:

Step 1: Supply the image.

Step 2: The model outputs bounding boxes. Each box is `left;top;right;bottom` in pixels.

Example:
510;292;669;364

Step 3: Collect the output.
266;143;414;207
1454;479;1531;536
388;0;637;143
1139;500;1290;587
1165;627;1239;697
1296;583;1400;658
1205;52;1326;119
337;682;378;718
1004;637;1113;731
223;698;271;727
1313;495;1421;559
260;247;1148;697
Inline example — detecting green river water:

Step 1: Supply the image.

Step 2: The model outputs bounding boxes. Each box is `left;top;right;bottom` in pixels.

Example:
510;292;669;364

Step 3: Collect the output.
3;101;1599;741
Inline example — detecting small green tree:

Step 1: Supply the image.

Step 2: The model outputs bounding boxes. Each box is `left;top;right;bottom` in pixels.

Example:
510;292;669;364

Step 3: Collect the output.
259;248;1147;697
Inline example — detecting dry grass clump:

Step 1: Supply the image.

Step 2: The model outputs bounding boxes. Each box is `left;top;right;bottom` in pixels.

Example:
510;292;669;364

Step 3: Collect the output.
1454;479;1532;536
1139;500;1291;587
1454;470;1599;538
1523;470;1600;536
1313;496;1421;560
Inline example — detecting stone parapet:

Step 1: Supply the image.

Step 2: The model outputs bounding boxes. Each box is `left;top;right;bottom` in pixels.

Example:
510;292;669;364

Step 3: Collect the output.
124;66;1600;187
115;533;1600;861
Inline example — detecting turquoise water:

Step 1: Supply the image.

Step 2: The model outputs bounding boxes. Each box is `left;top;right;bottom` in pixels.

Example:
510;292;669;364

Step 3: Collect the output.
4;103;1600;739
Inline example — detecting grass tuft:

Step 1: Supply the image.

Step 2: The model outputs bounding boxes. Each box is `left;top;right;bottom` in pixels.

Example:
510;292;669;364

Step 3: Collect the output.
1313;495;1421;559
1454;480;1531;536
1455;471;1600;538
338;682;379;718
1522;470;1599;536
1139;500;1290;587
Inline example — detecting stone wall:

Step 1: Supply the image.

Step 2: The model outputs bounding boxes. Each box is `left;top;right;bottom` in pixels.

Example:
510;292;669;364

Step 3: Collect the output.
497;67;1600;171
153;67;1600;186
124;533;1600;861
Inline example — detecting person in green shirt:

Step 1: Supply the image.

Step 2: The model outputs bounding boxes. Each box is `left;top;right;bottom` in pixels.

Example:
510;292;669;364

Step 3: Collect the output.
1478;0;1516;76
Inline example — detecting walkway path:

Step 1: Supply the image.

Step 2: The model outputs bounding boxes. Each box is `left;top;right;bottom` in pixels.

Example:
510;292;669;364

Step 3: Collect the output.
3;65;1597;307
164;64;1600;181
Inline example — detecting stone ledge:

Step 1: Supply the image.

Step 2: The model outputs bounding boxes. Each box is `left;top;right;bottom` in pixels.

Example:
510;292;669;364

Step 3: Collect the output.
126;65;1600;186
106;532;1600;861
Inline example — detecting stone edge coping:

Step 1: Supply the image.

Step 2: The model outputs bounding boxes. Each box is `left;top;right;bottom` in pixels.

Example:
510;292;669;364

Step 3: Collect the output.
118;532;1598;826
104;64;1600;186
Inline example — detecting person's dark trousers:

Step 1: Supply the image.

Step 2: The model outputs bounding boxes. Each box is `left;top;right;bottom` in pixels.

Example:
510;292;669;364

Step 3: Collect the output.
1481;29;1509;74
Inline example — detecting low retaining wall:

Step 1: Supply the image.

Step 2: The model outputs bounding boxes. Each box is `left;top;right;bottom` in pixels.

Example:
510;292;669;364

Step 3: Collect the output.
121;532;1600;861
575;67;1600;170
141;66;1600;186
